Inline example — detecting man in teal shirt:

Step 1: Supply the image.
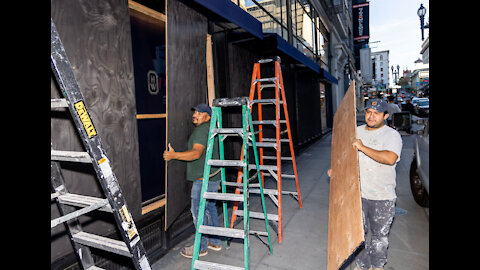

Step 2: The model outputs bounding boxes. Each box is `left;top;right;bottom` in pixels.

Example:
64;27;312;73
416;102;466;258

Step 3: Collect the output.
163;103;221;258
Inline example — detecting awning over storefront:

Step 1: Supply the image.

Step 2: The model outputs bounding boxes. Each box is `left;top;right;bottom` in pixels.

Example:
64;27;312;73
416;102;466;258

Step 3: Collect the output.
192;0;263;40
232;32;338;84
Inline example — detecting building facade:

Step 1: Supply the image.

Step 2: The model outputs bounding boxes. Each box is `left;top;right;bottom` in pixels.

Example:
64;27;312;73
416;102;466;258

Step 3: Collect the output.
371;50;389;90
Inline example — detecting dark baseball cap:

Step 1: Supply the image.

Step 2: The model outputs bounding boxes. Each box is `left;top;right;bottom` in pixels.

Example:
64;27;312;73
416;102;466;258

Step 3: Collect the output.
191;103;212;116
365;99;388;113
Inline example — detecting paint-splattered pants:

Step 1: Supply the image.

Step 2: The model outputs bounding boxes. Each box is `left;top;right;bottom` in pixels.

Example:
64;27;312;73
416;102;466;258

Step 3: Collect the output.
355;198;395;270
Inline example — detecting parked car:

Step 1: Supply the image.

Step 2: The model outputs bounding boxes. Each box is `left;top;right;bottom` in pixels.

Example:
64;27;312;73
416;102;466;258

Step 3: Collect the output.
414;99;429;116
410;117;429;207
411;97;428;106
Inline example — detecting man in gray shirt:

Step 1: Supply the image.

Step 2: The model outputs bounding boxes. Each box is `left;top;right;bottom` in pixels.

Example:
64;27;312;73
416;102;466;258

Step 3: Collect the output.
353;99;402;270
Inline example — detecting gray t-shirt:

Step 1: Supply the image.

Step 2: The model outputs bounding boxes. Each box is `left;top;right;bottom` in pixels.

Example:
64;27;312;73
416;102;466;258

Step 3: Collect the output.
357;124;402;200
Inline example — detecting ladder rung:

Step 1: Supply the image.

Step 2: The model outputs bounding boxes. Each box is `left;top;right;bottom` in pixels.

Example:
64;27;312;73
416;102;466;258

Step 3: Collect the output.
51;191;61;200
251;120;286;125
208;159;244;167
222;182;244;187
198;225;245;239
263;172;296;178
51;199;109;228
254;77;276;83
58;193;112;212
261;138;289;142
194;260;244;270
211;128;244;135
86;266;105;270
249;230;269;237
247;188;298;197
262;155;293;161
234;210;279;221
248;164;277;171
72;232;132;257
51;98;68;108
203;192;244;202
260;84;278;89
248;142;276;148
51;150;92;163
251;99;283;104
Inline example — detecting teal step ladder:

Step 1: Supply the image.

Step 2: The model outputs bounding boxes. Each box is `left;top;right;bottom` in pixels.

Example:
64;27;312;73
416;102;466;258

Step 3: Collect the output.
191;97;273;270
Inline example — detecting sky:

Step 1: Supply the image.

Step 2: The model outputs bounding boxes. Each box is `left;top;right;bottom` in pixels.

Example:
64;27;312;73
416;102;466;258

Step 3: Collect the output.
369;0;429;86
243;0;430;86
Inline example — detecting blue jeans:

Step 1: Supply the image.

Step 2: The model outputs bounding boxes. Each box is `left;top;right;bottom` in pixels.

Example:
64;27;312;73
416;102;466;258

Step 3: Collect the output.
191;180;221;251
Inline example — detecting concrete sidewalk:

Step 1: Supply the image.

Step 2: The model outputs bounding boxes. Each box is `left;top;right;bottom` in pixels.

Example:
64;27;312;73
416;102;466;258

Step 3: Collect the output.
151;119;429;269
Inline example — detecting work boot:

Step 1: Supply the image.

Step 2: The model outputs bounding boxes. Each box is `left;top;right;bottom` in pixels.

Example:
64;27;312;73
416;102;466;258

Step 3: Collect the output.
208;242;222;251
180;245;207;258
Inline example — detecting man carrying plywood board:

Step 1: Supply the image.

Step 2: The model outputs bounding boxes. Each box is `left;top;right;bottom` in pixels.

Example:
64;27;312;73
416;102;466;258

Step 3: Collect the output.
327;81;403;270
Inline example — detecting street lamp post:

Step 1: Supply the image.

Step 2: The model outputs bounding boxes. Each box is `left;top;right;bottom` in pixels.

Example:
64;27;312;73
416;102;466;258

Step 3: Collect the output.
417;4;429;41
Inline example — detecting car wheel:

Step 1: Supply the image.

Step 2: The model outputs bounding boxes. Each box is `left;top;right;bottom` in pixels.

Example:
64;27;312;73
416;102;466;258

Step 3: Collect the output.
409;158;429;207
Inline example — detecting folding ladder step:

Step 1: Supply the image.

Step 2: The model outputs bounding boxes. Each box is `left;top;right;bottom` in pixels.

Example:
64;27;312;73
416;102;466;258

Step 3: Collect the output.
261;138;289;142
86;266;105;270
51;98;68;108
248;164;277;171
263;172;295;178
259;83;278;89
251;99;283;105
51;150;92;163
237;187;294;196
72;232;132;257
254;77;276;83
198;225;245;239
58;193;112;212
234;210;279;221
51;198;109;228
248;142;276;148
222;182;244;187
194;260;244;270
207;159;244;167
211;128;245;135
262;155;293;161
203;192;244;202
246;188;298;197
251;120;286;125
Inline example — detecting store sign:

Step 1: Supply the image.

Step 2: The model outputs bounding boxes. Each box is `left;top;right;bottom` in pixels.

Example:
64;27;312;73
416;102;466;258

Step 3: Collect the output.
353;2;370;42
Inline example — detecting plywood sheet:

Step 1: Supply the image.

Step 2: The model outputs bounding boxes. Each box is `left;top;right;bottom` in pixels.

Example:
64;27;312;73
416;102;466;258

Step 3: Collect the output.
327;81;364;270
166;0;208;229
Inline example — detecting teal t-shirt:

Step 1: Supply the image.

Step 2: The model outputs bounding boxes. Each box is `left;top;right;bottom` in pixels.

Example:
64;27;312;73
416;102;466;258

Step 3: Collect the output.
186;121;220;181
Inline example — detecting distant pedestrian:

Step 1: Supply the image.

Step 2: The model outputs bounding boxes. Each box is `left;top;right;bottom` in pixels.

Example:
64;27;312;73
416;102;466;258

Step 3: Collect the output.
386;96;401;126
403;99;415;115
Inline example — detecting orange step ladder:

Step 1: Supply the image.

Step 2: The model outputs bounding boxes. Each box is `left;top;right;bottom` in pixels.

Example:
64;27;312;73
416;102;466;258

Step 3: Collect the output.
230;57;302;243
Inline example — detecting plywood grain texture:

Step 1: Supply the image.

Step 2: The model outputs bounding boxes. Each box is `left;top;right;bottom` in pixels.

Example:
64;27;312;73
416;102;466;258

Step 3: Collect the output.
51;0;141;263
327;81;364;270
166;0;208;229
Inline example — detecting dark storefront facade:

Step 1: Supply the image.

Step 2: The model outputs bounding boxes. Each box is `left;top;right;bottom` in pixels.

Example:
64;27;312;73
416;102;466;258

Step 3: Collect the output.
51;0;342;268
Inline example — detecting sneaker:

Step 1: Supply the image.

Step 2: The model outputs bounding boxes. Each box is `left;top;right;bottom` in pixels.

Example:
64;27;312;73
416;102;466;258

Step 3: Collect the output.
180;245;208;258
208;243;222;251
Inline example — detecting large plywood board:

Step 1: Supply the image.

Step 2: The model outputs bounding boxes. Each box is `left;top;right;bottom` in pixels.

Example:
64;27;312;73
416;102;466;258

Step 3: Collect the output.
165;0;208;229
327;81;364;270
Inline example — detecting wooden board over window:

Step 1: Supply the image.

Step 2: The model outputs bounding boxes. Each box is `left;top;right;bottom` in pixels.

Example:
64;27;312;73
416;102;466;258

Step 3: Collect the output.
327;81;364;270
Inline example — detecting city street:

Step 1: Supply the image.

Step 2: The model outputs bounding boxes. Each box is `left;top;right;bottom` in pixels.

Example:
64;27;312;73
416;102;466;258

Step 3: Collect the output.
151;114;429;270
